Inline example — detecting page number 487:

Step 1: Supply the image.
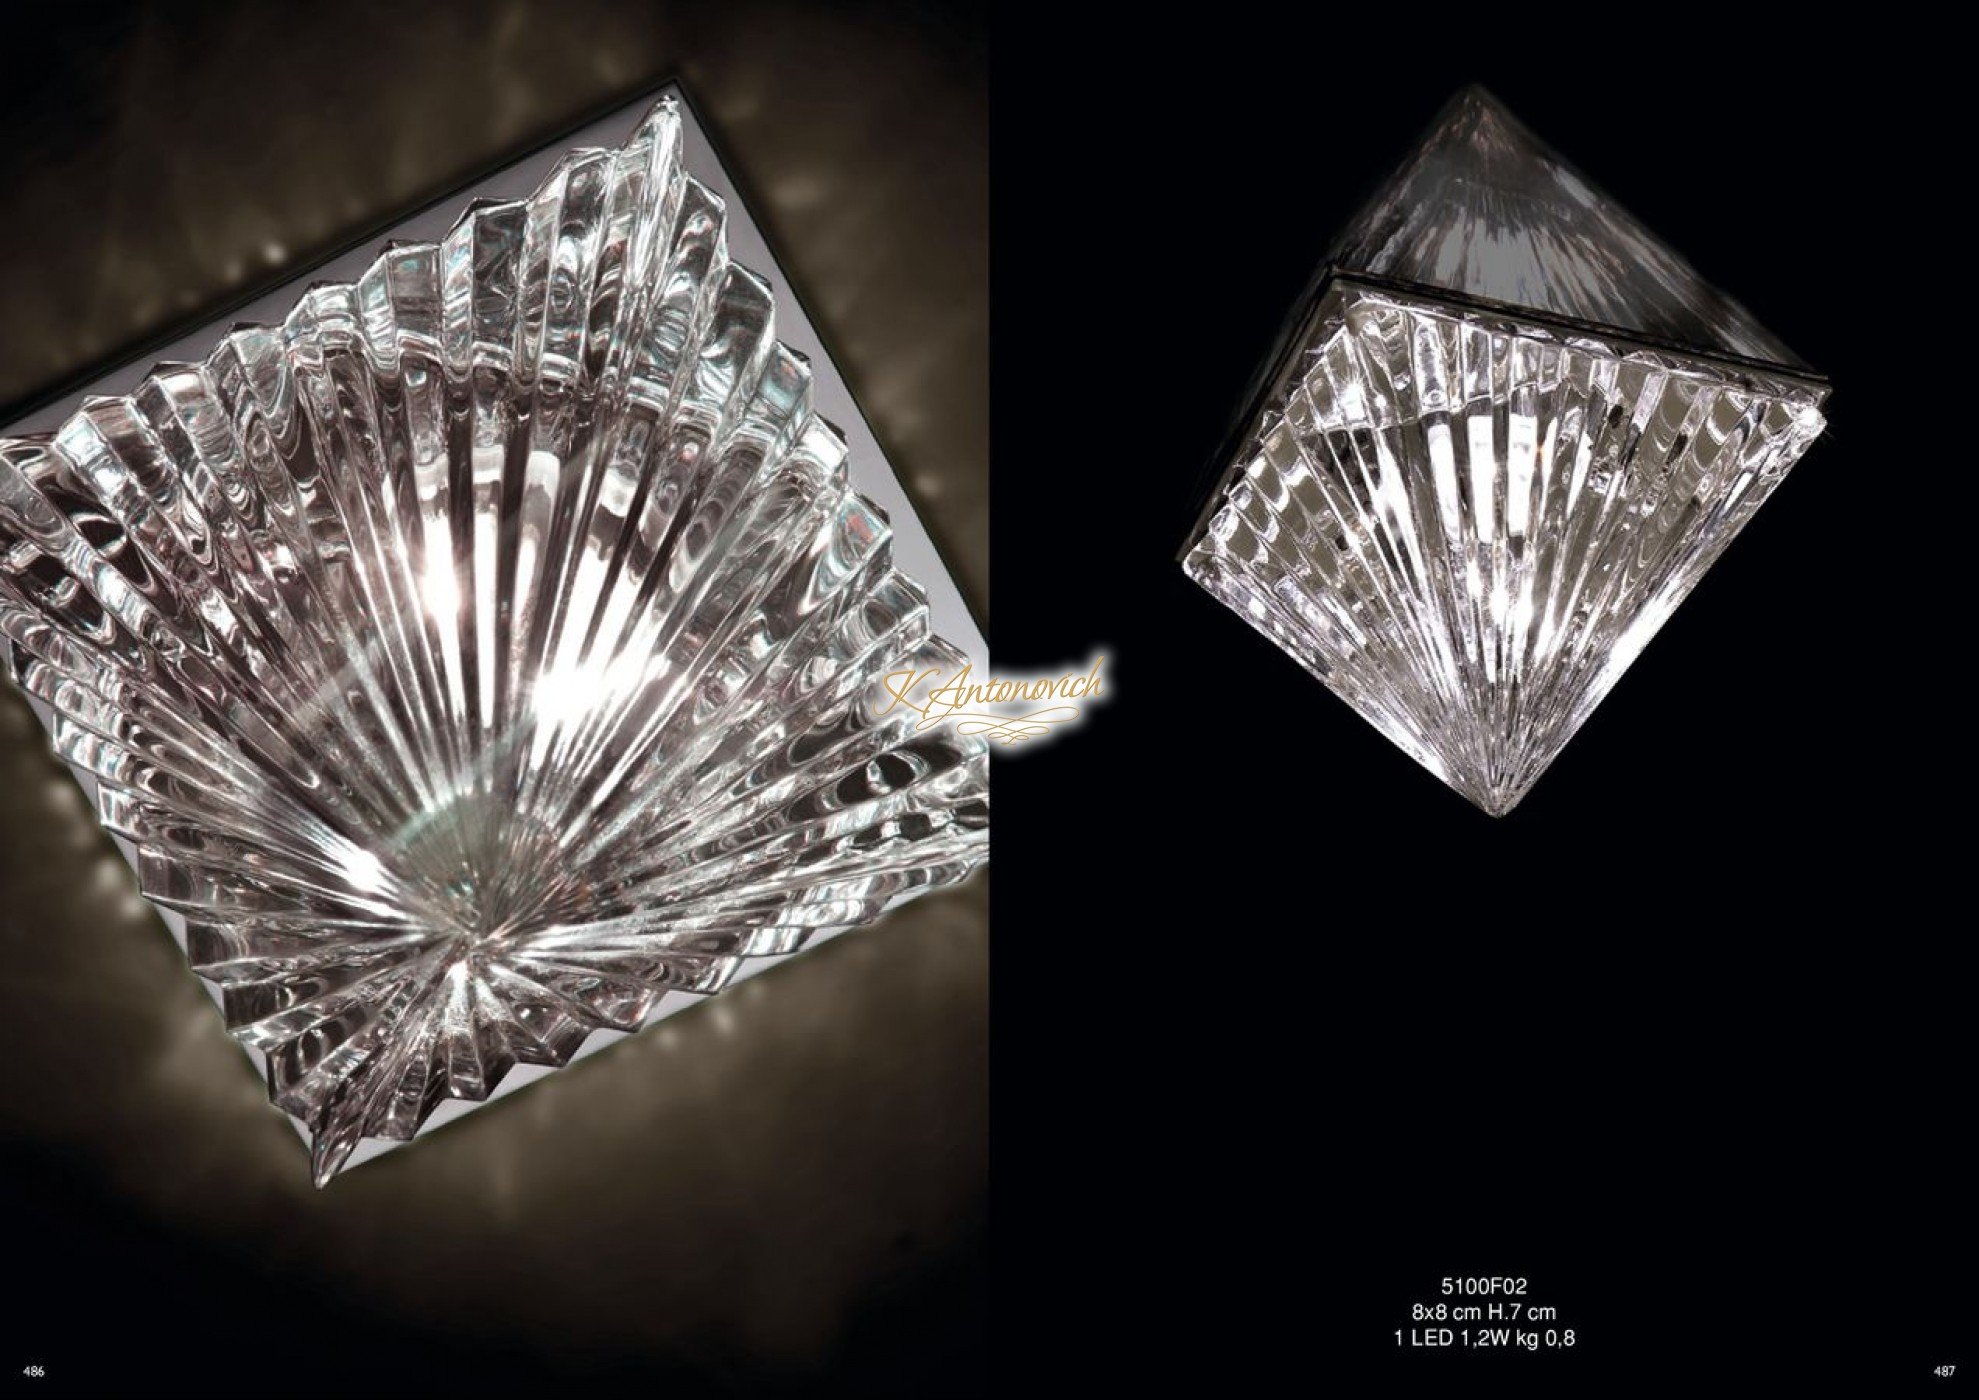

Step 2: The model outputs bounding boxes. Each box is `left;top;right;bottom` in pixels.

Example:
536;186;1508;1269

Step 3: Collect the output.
1934;1364;1958;1379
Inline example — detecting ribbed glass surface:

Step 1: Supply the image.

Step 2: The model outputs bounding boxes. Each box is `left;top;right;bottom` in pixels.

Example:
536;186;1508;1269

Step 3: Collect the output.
1183;87;1826;814
0;97;988;1182
1186;291;1823;814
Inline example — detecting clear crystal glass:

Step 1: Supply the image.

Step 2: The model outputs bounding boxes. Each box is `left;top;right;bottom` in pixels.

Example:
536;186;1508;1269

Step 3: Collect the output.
0;93;988;1183
1182;87;1827;815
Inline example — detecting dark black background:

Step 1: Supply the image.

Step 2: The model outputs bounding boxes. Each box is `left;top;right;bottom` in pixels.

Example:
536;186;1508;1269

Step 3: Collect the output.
989;13;1971;1398
0;4;1970;1396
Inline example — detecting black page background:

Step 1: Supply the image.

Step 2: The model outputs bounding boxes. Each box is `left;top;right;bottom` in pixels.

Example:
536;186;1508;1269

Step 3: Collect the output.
989;16;1971;1395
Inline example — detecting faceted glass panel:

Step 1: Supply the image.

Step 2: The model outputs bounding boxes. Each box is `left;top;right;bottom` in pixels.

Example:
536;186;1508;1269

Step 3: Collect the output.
1330;87;1809;368
0;94;988;1182
1183;88;1827;814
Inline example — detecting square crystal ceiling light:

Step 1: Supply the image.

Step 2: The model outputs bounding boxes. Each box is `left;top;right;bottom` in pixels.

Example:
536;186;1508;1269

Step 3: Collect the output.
1181;86;1827;815
0;85;988;1183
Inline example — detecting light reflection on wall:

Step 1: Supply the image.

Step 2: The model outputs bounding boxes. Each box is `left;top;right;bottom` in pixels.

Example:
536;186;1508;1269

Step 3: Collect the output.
0;0;985;610
0;1;986;1377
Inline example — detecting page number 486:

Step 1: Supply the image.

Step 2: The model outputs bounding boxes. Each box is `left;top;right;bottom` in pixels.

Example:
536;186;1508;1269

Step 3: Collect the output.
22;1365;45;1378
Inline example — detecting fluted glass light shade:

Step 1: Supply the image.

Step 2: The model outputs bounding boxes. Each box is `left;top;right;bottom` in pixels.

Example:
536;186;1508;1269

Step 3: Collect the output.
0;89;988;1183
1181;87;1827;815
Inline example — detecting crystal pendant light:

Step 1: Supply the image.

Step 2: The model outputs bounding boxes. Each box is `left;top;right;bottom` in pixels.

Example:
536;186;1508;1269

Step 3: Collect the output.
1180;87;1827;815
0;87;988;1183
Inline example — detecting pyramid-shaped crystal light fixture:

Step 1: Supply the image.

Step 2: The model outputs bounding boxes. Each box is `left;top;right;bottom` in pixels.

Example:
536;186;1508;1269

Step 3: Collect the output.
1181;87;1827;814
0;86;988;1183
